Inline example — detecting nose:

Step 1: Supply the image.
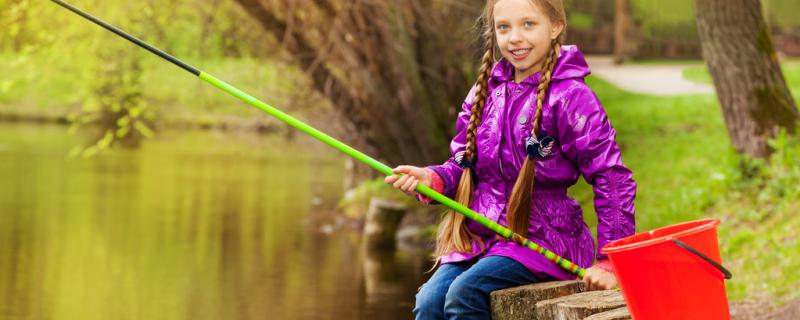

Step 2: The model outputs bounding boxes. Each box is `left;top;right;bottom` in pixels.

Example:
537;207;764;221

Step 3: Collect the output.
509;27;522;44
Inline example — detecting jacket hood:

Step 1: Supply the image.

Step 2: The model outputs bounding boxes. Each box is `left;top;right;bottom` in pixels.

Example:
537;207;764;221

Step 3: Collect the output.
490;45;591;84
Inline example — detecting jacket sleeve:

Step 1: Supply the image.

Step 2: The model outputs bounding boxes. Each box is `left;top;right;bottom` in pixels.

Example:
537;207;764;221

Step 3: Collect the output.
556;83;637;260
424;84;479;200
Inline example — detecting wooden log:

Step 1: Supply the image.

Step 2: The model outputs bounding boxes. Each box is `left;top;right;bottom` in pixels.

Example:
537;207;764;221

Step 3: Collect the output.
490;280;587;320
363;198;407;250
536;290;627;320
584;306;632;320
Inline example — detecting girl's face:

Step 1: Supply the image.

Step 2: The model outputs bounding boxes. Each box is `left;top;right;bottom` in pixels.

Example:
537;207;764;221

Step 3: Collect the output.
493;0;564;83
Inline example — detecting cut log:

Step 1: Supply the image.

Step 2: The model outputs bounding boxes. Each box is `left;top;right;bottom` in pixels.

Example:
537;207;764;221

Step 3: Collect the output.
490;280;586;320
584;306;631;320
536;290;626;320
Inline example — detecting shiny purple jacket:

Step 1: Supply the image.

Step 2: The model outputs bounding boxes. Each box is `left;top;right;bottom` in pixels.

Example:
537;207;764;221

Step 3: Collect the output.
426;45;636;281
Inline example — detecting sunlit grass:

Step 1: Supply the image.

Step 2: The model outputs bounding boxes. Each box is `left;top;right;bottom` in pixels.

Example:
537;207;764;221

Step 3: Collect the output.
570;75;733;233
683;60;800;99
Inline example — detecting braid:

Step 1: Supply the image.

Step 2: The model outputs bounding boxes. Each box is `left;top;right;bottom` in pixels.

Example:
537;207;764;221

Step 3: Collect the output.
532;40;561;136
433;23;496;259
506;40;561;238
465;43;495;162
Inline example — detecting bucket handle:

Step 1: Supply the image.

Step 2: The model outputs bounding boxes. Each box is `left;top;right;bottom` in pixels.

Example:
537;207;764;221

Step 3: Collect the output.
672;239;732;280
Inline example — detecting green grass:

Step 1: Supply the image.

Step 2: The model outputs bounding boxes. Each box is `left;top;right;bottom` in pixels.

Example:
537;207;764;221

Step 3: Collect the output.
637;61;800;304
713;131;800;305
683;60;800;101
574;60;800;303
567;75;733;233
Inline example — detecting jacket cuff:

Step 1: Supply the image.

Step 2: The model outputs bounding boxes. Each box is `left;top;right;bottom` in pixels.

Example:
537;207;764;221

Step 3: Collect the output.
595;259;615;274
416;168;444;205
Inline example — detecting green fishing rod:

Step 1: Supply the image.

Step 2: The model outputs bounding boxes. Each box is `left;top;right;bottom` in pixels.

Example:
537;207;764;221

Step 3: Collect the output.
51;0;587;278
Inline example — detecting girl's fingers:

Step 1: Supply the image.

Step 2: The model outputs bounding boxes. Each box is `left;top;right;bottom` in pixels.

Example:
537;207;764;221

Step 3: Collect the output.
392;166;411;174
393;175;410;189
385;175;398;184
583;272;597;290
408;180;419;195
401;176;417;192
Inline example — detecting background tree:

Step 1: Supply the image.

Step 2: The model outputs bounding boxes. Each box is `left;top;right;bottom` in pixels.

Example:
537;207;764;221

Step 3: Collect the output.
613;0;634;63
694;0;798;158
232;0;482;166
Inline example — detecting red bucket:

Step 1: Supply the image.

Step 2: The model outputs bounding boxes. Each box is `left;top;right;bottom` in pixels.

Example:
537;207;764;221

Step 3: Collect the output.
601;218;732;320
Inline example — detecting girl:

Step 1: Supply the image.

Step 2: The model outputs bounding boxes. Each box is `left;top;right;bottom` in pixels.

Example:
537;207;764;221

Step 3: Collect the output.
384;0;636;319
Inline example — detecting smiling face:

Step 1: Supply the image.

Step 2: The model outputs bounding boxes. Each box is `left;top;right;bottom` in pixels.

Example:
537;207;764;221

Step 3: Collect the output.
493;0;564;83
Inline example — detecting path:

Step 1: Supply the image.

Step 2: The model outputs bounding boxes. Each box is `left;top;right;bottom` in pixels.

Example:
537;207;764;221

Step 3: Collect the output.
585;56;715;96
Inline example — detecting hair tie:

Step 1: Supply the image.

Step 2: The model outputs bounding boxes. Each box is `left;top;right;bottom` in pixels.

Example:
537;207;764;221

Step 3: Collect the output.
525;131;555;159
454;150;476;168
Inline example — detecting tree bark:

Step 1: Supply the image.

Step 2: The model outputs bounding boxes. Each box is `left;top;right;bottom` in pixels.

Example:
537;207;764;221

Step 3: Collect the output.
694;0;798;158
232;0;481;166
613;0;632;64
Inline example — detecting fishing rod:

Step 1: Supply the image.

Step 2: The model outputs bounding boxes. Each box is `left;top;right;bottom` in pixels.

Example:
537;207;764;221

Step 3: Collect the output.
51;0;587;278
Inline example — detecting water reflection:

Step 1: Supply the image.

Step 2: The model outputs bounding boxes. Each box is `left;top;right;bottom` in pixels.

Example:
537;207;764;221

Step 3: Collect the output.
0;123;432;320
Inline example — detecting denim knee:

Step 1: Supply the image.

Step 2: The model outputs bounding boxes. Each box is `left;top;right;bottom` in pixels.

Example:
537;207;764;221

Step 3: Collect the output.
413;282;447;319
443;276;488;318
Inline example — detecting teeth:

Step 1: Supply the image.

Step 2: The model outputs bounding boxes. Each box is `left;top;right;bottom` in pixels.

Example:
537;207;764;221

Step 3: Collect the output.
512;49;530;55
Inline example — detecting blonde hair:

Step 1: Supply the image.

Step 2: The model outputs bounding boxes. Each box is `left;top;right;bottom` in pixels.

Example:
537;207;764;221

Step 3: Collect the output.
434;0;567;260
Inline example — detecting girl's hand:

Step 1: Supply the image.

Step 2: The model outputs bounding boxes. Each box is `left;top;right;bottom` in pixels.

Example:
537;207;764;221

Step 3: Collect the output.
582;265;618;291
384;165;432;197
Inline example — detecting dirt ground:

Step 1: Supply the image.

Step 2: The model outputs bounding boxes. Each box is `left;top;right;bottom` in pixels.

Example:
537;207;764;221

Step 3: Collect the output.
730;298;800;319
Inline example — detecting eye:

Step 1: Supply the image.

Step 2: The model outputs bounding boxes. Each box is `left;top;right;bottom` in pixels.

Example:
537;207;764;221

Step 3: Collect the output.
496;24;509;31
524;21;535;28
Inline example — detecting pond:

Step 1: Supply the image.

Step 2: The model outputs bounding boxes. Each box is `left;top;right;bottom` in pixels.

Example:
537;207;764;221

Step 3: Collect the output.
0;123;431;319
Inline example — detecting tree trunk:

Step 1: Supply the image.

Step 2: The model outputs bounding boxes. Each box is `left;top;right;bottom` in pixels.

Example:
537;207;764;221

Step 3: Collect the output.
232;0;481;166
613;0;633;64
694;0;798;158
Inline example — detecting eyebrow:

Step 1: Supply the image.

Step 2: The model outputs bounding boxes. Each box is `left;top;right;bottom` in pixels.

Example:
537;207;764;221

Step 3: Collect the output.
494;15;540;23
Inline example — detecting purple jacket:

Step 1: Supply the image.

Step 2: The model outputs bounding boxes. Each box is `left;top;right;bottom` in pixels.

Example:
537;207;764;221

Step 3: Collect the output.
427;45;636;281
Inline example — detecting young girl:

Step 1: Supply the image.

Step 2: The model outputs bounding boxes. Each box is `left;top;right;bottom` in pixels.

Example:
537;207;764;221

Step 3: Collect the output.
384;0;636;318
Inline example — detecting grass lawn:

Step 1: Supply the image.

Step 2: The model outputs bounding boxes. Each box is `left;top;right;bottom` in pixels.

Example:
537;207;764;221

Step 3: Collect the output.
677;60;800;304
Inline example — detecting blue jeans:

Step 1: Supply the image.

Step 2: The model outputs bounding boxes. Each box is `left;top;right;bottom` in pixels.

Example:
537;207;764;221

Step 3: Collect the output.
413;256;541;320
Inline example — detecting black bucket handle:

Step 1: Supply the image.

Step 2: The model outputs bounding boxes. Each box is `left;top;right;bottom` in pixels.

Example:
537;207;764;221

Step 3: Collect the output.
672;239;732;280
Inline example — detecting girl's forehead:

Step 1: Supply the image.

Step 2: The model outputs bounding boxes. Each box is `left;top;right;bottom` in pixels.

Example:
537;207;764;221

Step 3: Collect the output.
493;0;545;20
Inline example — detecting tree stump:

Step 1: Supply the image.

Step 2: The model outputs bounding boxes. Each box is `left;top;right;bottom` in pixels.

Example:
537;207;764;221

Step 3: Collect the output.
363;198;407;250
584;306;632;320
490;280;587;320
536;290;627;320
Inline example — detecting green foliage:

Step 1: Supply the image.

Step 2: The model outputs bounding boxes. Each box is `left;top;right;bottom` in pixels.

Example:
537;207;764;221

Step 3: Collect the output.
0;0;278;154
64;4;156;158
763;0;800;28
568;12;594;30
630;0;800;39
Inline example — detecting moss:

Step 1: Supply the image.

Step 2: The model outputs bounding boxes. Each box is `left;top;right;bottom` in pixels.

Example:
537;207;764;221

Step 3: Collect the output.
752;85;797;133
755;20;777;57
